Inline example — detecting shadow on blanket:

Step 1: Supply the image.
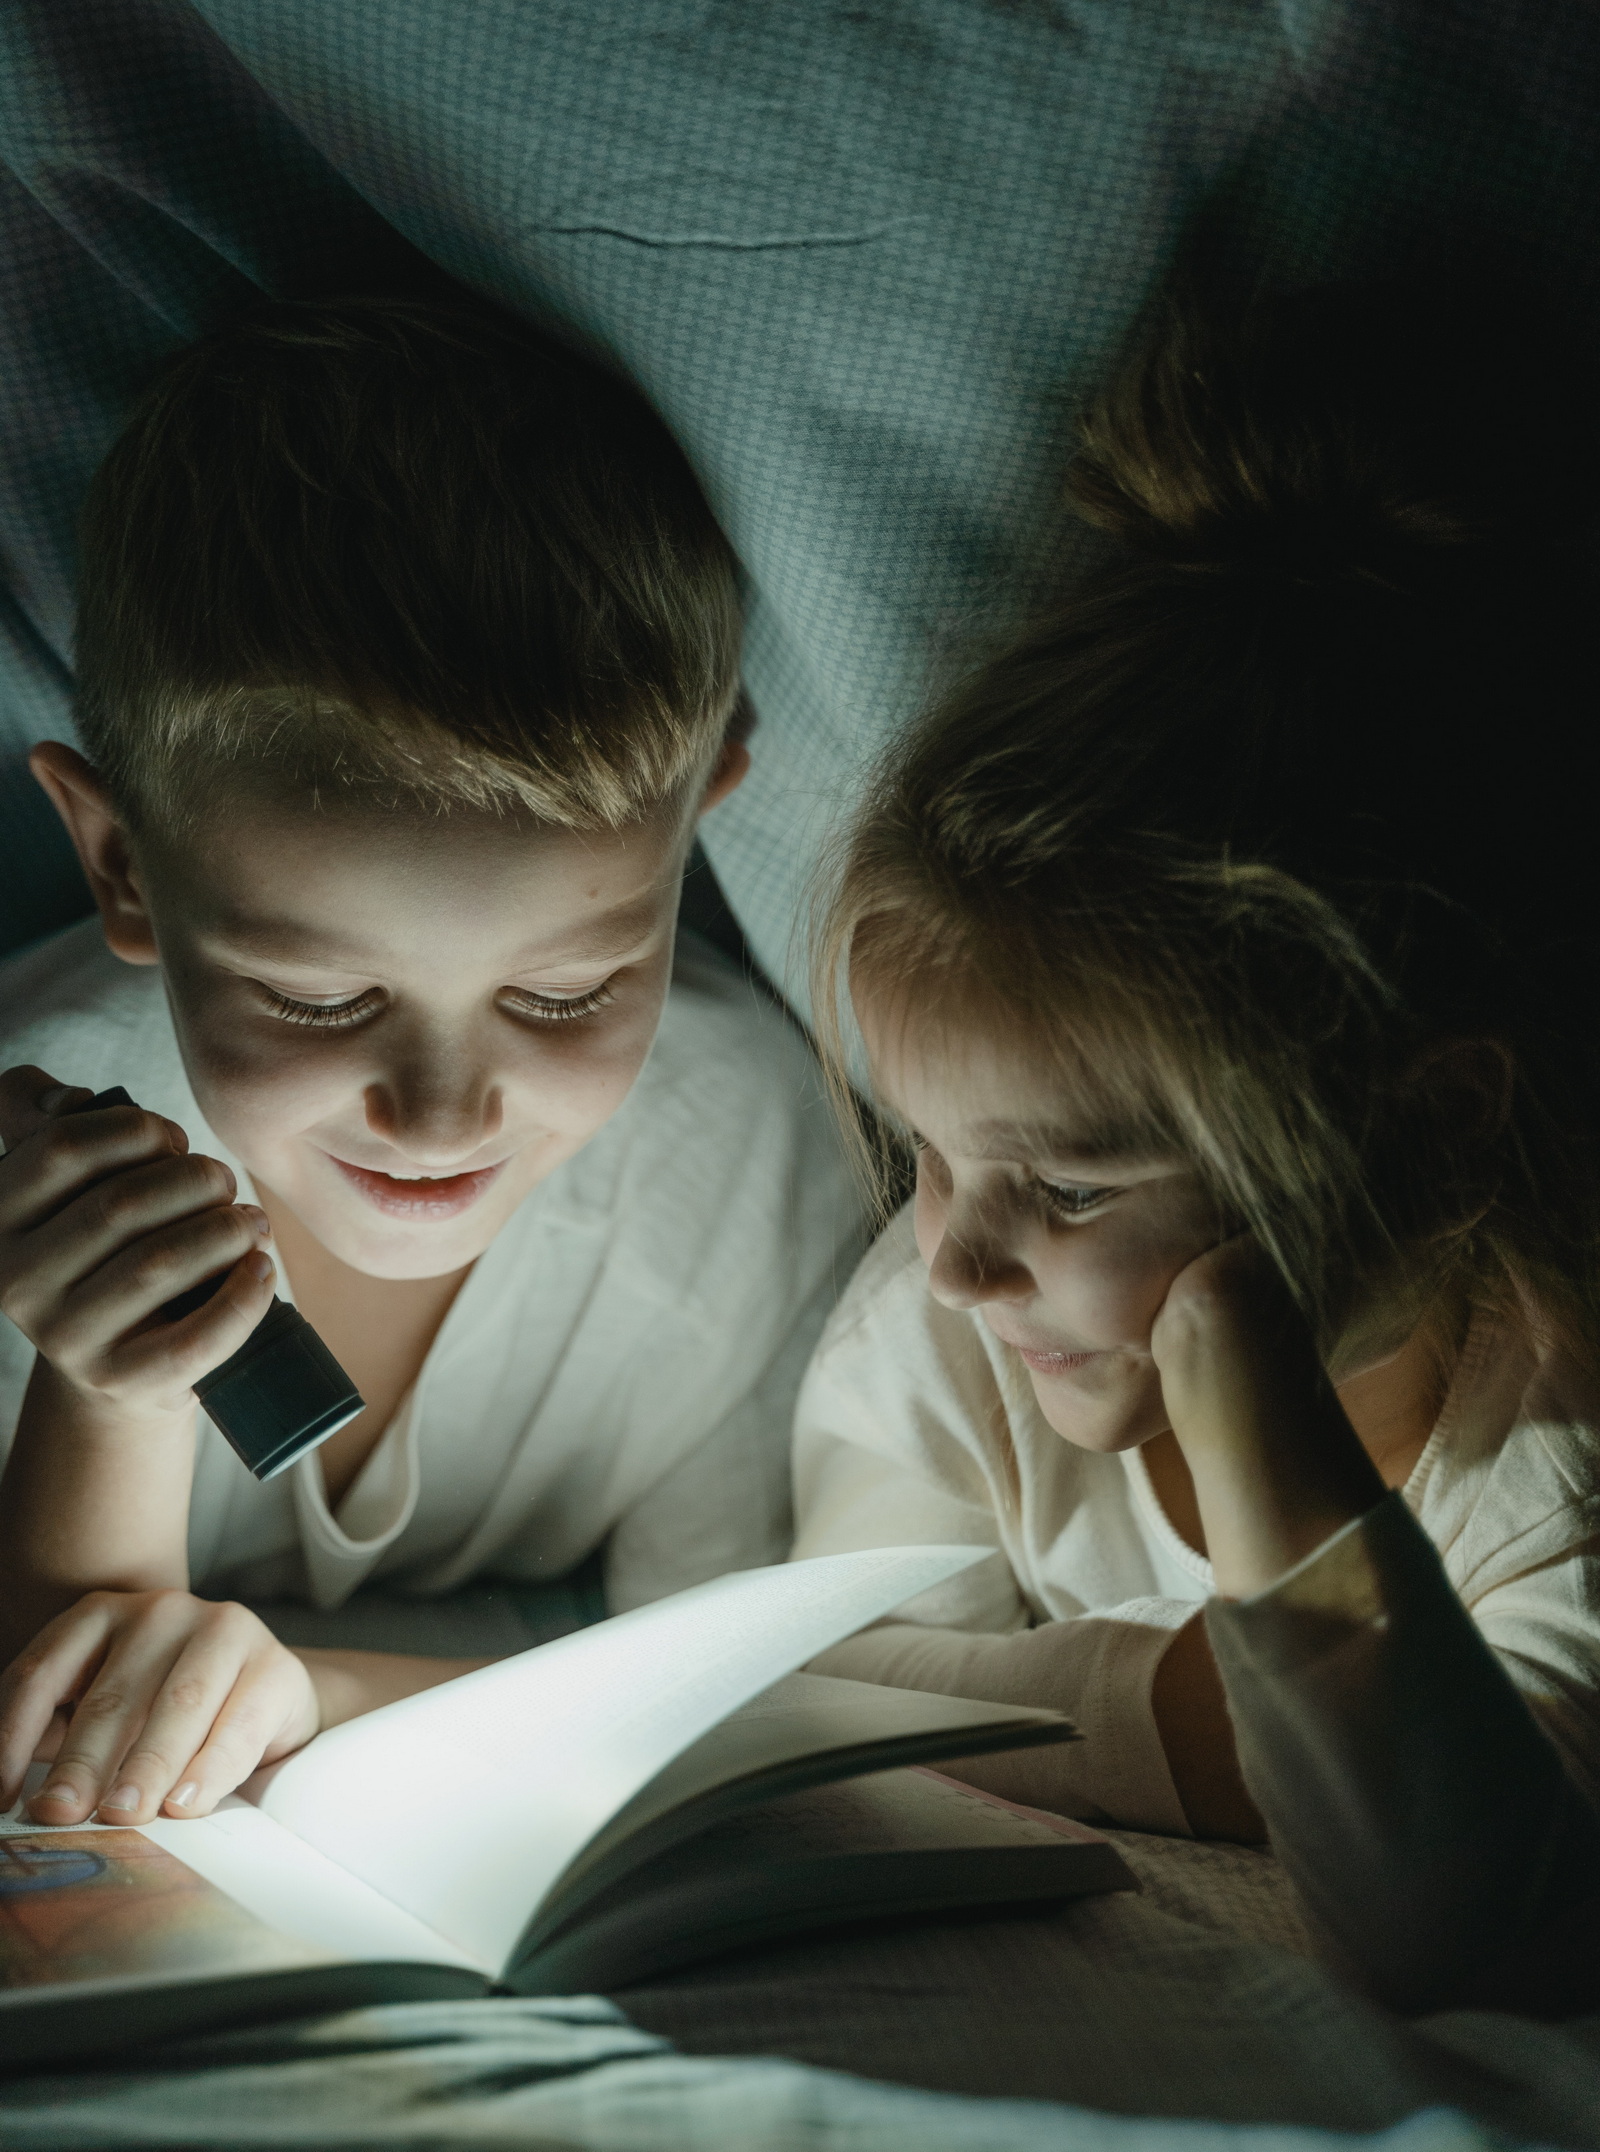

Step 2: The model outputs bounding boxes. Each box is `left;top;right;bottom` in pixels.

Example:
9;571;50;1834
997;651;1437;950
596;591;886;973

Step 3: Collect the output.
1;1993;1598;2152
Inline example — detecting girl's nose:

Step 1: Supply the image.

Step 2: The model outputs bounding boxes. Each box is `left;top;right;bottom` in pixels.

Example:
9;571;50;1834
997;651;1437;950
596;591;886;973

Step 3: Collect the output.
926;1219;1034;1312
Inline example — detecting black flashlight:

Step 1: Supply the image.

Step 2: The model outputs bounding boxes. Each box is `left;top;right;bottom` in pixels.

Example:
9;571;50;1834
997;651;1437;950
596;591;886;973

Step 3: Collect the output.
79;1088;365;1481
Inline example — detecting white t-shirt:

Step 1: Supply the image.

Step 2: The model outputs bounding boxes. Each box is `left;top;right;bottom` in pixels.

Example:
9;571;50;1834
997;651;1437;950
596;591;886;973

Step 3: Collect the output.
0;919;865;1614
793;1210;1600;1839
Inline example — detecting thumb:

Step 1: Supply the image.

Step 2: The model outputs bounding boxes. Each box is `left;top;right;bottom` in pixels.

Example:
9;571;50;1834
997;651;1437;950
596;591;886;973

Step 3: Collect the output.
0;1066;93;1155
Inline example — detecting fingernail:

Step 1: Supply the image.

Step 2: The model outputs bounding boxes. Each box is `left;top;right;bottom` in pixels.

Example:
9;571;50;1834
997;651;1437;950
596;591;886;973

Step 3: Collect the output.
39;1084;71;1111
37;1781;79;1806
244;1250;274;1283
101;1784;140;1811
167;1782;199;1810
240;1205;270;1235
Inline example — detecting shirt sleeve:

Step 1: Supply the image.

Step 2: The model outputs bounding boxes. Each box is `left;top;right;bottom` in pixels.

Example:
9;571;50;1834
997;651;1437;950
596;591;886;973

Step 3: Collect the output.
807;1611;1193;1834
791;1275;1193;1835
1204;1491;1600;2014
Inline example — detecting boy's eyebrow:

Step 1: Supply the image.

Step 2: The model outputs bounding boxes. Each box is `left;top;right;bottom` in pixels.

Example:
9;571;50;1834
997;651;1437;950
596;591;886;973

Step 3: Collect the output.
204;895;666;968
528;897;665;964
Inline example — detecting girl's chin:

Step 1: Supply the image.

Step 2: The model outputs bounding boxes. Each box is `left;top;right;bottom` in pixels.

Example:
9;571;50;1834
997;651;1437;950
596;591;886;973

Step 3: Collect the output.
1027;1376;1163;1454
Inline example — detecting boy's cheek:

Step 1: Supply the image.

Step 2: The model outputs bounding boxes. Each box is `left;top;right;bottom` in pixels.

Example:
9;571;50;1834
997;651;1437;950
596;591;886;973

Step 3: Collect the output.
164;1016;348;1166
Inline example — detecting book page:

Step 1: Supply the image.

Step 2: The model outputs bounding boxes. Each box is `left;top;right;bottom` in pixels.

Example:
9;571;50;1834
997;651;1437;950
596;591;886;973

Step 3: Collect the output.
139;1807;486;1972
530;1673;1075;1945
251;1546;988;1967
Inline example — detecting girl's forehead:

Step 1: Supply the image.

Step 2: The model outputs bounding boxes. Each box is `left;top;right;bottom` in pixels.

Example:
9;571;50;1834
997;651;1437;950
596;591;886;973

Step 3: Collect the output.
859;993;1170;1168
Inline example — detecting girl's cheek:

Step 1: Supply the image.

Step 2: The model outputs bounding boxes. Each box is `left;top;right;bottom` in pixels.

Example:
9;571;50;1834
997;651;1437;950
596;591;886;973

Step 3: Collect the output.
1036;1212;1203;1347
911;1169;946;1268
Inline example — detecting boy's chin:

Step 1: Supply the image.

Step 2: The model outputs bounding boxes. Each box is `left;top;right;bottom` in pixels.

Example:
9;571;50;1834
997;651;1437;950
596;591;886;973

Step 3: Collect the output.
295;1189;518;1280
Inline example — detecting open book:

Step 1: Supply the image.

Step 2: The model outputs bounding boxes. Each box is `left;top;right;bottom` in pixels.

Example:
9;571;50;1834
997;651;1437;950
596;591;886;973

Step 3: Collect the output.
0;1547;1132;2067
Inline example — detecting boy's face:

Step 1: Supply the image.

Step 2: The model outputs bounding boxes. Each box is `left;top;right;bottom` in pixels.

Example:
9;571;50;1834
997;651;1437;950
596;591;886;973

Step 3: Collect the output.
54;759;736;1281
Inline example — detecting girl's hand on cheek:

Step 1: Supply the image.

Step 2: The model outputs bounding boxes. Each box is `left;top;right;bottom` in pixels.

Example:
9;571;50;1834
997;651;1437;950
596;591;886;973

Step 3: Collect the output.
1149;1238;1383;1595
0;1590;321;1826
1149;1237;1325;1458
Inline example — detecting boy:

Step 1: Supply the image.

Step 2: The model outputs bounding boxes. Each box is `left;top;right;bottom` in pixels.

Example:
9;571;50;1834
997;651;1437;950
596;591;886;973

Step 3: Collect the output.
0;296;860;1830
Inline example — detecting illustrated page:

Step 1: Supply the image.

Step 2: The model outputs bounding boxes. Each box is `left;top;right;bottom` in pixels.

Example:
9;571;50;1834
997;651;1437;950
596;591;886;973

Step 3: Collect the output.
0;1829;335;1997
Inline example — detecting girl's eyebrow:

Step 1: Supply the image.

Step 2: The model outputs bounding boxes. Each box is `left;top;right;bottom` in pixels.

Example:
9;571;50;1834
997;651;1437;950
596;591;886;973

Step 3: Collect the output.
964;1116;1155;1166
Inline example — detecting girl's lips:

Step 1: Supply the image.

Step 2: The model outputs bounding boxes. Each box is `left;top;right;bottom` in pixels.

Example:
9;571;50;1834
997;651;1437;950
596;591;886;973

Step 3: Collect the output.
328;1154;505;1220
1016;1346;1099;1376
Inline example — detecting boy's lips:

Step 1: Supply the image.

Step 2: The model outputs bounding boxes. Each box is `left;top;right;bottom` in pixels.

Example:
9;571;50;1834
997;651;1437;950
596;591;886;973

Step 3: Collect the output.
327;1154;506;1220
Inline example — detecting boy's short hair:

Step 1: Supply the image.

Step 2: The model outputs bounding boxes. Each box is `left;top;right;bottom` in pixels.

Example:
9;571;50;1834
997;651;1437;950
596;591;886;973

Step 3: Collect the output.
75;294;743;830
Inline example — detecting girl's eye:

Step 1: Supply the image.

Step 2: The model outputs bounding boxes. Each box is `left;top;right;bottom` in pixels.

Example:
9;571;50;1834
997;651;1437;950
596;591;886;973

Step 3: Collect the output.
1034;1177;1116;1222
259;987;381;1030
501;982;617;1025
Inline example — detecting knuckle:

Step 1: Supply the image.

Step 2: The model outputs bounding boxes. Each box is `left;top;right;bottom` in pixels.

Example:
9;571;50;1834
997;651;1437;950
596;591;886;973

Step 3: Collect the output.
121;1739;175;1777
3;1646;51;1696
145;1588;196;1621
202;1715;264;1765
123;1238;183;1297
39;1763;94;1794
37;1122;89;1171
0;1276;35;1329
161;1676;210;1716
74;1687;129;1726
81;1177;141;1238
187;1155;232;1200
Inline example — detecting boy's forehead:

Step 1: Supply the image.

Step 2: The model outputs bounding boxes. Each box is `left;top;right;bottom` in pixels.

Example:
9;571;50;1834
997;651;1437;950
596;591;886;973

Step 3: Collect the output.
145;789;686;961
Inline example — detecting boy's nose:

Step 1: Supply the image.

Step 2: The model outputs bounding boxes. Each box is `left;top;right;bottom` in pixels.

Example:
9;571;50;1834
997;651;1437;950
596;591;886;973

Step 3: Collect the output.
362;1066;504;1164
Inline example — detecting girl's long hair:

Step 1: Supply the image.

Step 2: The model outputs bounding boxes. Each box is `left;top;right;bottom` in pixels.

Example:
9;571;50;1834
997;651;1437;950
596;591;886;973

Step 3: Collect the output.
815;281;1600;1372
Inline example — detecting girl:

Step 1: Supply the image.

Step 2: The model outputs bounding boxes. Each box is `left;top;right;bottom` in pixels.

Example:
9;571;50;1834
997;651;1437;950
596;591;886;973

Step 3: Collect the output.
793;284;1600;2016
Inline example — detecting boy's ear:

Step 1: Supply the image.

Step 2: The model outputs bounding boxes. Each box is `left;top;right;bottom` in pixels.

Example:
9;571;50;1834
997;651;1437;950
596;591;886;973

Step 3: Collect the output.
697;736;751;816
29;743;160;965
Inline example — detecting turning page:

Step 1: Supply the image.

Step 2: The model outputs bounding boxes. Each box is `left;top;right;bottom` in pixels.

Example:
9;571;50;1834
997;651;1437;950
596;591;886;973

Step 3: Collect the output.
250;1546;989;1966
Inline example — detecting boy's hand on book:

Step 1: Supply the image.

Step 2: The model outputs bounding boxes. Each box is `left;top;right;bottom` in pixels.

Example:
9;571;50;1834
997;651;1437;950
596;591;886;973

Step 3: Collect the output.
0;1065;276;1431
0;1588;320;1826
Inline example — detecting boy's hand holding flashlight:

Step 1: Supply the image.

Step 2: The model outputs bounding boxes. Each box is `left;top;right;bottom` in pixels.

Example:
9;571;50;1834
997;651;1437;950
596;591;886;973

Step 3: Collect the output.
0;1064;276;1437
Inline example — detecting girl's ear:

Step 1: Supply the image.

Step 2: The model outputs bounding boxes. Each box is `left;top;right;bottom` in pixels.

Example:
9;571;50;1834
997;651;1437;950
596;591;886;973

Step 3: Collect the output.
1404;1037;1515;1139
1401;1037;1515;1241
28;743;160;966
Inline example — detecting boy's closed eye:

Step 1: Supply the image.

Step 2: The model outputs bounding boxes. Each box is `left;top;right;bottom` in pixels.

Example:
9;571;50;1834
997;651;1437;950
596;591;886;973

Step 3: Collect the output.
255;978;620;1029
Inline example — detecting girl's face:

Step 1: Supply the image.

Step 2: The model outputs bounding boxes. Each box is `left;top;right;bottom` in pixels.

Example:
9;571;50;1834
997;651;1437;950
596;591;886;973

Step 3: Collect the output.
861;994;1223;1453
